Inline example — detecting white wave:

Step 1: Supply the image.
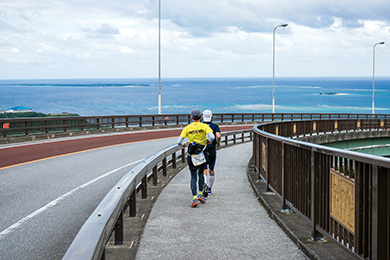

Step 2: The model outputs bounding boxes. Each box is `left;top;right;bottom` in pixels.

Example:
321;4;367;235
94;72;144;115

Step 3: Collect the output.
296;86;321;89
228;85;270;89
318;104;389;111
146;104;191;111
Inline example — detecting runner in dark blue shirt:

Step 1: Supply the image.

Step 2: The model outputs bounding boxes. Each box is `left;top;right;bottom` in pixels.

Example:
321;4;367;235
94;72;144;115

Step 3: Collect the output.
202;110;221;195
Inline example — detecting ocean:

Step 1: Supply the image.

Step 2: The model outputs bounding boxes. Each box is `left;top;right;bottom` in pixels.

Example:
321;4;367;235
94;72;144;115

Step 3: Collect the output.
1;77;390;116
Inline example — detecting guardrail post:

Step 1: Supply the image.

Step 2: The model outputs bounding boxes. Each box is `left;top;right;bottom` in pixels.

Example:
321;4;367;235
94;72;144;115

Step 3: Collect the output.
142;175;147;199
63;119;67;132
162;158;167;177
172;152;177;169
129;190;136;217
111;118;115;129
181;148;186;163
114;211;124;245
153;166;158;186
311;149;323;241
371;165;389;260
97;118;100;130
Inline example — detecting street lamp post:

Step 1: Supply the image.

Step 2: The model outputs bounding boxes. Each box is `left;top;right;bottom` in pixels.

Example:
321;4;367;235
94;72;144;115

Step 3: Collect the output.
372;41;385;115
272;23;288;114
158;0;162;115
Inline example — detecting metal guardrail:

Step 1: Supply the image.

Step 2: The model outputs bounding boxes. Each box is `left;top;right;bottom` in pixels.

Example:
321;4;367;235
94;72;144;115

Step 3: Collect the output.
62;129;252;260
2;112;390;138
252;119;390;260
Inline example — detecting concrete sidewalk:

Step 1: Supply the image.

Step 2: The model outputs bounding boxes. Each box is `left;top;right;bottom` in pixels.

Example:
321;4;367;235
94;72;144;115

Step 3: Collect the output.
136;142;308;260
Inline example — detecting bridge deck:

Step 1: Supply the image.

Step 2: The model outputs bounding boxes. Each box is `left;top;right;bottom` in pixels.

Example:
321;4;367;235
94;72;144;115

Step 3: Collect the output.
135;142;308;260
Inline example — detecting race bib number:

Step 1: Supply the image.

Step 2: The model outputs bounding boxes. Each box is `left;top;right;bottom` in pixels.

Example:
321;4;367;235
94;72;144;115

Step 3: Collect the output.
191;151;206;166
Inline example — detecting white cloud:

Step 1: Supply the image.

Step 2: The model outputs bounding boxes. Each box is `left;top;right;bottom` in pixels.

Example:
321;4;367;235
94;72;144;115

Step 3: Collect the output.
0;0;389;79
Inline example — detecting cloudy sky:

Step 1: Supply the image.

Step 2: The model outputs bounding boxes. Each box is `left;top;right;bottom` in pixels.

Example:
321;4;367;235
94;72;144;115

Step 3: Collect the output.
0;0;389;79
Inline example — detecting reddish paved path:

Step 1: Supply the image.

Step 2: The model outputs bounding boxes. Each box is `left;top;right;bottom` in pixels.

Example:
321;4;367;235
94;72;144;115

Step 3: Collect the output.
0;125;253;169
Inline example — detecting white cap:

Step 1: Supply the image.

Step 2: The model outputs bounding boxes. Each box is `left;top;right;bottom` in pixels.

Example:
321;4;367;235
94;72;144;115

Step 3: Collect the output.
203;110;212;122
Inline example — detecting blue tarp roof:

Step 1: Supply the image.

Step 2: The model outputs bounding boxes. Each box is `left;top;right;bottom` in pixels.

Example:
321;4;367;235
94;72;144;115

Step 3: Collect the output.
9;106;32;110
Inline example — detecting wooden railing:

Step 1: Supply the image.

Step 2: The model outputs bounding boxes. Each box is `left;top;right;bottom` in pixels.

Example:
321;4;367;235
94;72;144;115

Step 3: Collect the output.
62;130;253;260
252;119;390;260
2;112;390;138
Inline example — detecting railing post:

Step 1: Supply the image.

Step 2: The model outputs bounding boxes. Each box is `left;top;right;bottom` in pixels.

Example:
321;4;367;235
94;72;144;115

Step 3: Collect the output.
111;118;115;129
311;149;323;241
45;120;48;134
114;211;123;245
265;138;270;192
371;165;389;260
282;142;288;210
97;118;100;130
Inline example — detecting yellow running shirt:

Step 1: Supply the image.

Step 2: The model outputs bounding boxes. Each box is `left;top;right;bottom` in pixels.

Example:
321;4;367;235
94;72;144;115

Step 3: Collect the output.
180;122;213;146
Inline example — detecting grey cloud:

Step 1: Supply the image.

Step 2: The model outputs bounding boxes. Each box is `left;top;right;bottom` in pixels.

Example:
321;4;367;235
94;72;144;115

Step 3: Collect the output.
96;23;120;34
84;23;120;39
0;20;26;32
146;0;390;36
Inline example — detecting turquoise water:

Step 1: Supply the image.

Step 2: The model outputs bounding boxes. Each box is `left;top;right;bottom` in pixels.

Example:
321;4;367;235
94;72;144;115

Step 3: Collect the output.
0;77;389;116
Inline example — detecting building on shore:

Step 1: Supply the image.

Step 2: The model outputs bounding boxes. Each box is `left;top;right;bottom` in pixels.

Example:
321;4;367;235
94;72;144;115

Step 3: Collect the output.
6;106;33;113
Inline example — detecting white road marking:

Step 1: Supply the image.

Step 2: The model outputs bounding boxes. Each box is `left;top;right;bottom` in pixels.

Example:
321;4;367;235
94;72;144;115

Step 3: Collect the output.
0;159;143;240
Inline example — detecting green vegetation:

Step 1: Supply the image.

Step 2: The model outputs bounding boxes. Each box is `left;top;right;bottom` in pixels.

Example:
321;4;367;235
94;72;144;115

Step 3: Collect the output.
0;112;79;118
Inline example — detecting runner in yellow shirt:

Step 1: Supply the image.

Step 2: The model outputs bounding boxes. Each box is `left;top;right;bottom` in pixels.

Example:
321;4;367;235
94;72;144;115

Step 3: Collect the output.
176;109;215;207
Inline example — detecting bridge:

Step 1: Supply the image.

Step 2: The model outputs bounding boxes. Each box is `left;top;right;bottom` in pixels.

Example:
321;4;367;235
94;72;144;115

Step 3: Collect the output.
1;113;389;260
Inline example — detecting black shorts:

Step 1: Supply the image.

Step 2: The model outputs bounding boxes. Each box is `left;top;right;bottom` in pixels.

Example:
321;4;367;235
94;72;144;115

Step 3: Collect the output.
205;147;217;170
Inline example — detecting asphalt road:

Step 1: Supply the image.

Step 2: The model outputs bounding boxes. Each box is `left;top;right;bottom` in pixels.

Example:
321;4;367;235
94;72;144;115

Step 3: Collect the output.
0;125;252;260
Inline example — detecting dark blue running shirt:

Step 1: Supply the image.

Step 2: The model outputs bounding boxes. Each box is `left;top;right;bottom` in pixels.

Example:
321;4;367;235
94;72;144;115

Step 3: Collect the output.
205;122;220;148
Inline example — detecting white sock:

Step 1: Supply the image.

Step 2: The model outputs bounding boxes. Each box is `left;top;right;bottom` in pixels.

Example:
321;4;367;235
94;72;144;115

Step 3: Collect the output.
209;175;215;188
204;174;208;185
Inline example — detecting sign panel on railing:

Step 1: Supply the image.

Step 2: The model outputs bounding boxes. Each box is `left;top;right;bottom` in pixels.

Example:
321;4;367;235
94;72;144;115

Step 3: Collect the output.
330;169;355;234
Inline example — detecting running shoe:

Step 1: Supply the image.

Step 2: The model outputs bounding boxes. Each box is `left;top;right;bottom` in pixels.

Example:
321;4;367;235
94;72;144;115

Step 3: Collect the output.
197;194;206;203
191;199;199;208
207;187;212;194
203;184;209;198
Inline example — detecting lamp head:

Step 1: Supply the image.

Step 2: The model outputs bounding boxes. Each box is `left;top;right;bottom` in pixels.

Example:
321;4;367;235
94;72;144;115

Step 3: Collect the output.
280;24;289;27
